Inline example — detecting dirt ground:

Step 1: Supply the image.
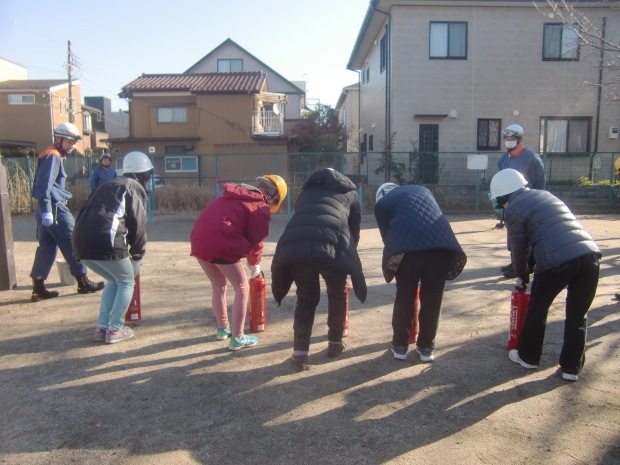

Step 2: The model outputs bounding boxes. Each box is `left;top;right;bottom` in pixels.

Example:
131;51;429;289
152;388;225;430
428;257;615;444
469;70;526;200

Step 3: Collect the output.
0;212;618;465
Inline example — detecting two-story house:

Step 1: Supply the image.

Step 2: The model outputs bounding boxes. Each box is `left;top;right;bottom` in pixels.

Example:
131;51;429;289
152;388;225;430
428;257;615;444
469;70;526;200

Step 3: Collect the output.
0;76;105;156
110;71;291;183
185;38;306;130
347;0;620;184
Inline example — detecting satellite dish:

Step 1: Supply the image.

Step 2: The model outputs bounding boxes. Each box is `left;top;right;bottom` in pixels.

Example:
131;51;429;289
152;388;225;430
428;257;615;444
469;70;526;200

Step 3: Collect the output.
272;103;281;115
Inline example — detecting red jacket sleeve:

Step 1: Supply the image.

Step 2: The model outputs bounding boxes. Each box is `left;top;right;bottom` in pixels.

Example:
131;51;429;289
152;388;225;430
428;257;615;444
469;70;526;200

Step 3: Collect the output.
244;204;271;266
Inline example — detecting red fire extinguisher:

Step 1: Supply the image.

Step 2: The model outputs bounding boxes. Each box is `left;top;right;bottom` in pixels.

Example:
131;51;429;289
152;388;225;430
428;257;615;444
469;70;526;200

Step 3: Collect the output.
508;286;530;350
409;286;421;344
124;275;141;322
343;282;350;337
250;272;267;333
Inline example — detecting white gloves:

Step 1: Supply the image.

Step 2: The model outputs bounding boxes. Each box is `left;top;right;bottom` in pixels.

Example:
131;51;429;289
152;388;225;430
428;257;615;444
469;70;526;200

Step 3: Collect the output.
132;259;142;277
249;264;261;279
515;277;526;291
42;212;54;226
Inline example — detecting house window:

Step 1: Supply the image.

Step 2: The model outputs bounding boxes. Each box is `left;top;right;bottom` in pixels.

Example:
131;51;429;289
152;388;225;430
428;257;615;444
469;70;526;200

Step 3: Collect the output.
543;23;579;61
157;107;188;123
430;22;467;59
217;59;243;72
8;94;35;104
165;156;198;172
540;117;590;152
477;119;501;150
380;34;388;72
369;135;374;151
82;114;92;133
59;97;69;115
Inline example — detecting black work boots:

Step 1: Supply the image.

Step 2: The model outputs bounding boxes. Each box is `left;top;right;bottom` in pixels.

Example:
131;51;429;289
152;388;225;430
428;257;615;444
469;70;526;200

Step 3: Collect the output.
31;276;104;302
31;279;59;302
76;274;105;294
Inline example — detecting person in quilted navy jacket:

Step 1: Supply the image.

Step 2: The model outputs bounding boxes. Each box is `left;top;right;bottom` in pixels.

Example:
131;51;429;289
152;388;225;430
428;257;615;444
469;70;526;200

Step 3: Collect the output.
374;183;466;363
490;169;601;382
271;168;367;372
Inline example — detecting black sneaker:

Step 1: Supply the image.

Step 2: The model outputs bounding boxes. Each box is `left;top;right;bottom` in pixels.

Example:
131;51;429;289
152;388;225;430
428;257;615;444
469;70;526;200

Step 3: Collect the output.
327;341;345;358
391;345;407;360
291;355;309;372
416;347;435;363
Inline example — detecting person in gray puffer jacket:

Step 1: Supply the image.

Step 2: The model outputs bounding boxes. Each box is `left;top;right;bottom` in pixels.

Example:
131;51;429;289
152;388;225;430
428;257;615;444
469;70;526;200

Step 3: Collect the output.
271;168;367;372
374;183;467;363
490;169;601;382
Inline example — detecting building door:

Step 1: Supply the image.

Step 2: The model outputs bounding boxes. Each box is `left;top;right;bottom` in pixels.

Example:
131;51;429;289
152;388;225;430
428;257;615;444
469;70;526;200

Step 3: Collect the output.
419;124;439;184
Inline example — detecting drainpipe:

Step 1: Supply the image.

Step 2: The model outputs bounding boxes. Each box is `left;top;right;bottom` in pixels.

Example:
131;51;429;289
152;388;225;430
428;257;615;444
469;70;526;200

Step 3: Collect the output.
590;17;606;180
374;7;391;152
594;17;606;153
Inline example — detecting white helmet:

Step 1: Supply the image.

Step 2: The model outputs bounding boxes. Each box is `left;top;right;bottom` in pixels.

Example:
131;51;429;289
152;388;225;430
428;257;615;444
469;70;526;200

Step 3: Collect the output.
123;151;154;174
376;182;399;202
501;124;525;140
490;169;528;199
53;122;81;141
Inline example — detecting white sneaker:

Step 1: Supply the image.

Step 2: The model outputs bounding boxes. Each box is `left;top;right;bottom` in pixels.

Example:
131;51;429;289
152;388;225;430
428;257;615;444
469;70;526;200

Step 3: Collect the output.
105;326;134;344
508;349;538;369
416;347;435;363
562;372;578;381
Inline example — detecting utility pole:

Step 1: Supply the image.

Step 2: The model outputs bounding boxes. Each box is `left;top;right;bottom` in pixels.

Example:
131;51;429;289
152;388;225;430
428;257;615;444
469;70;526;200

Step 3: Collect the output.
67;40;76;123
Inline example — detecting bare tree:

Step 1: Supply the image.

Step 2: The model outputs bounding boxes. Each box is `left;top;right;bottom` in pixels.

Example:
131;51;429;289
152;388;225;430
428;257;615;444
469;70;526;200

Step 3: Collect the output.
537;0;619;101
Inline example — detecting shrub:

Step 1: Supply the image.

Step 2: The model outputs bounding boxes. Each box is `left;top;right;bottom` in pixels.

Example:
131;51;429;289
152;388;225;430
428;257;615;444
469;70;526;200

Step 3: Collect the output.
153;184;215;213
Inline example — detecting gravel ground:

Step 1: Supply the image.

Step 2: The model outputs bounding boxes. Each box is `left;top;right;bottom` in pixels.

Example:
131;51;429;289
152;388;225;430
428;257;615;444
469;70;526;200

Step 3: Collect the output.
0;213;618;465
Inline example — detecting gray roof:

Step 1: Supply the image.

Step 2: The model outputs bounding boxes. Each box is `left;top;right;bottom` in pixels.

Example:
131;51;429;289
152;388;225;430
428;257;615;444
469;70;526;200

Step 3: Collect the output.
0;79;69;90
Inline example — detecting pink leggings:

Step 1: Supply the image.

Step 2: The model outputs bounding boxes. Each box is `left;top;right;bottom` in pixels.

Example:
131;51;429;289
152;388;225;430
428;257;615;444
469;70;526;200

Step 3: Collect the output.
197;259;249;338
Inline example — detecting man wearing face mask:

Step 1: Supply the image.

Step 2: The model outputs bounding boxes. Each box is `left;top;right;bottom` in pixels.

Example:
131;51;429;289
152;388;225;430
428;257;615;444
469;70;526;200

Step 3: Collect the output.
497;124;545;279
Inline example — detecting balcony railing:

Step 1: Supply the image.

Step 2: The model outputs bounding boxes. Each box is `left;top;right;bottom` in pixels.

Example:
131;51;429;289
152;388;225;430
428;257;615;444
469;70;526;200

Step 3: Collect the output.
252;110;283;136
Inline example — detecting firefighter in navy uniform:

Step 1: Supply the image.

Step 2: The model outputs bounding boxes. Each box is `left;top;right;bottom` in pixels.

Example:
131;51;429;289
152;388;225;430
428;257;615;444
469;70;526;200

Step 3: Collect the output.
30;122;104;302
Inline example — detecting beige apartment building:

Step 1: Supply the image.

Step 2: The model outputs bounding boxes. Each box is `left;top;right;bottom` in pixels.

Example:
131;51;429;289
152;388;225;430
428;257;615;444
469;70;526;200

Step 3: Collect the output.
346;0;620;184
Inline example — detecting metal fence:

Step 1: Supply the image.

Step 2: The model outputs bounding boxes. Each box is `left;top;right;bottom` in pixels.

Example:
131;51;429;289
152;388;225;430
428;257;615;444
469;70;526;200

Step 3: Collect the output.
3;151;619;215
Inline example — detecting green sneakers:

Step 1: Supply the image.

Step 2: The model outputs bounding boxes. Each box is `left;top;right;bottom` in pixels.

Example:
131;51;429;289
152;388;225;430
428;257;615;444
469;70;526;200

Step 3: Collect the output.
216;327;231;340
228;334;258;351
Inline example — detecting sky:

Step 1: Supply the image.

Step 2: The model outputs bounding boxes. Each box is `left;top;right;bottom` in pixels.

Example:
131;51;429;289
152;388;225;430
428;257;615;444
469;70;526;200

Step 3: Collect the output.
0;0;370;112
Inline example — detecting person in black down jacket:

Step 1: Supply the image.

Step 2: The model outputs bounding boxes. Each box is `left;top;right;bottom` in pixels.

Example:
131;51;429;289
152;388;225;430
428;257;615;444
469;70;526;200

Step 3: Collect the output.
271;168;367;372
490;169;601;382
374;183;467;363
73;151;152;345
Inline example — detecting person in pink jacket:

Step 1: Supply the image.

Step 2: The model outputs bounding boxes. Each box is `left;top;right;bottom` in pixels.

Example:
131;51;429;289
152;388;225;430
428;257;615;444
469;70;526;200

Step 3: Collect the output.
190;175;287;350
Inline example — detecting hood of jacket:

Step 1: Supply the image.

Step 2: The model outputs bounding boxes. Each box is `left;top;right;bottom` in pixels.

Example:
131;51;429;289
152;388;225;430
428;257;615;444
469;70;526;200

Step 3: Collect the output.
302;168;357;194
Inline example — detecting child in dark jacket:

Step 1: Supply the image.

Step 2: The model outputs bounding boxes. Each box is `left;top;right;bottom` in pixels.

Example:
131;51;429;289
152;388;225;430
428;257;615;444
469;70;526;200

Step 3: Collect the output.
374;183;466;362
73;151;152;344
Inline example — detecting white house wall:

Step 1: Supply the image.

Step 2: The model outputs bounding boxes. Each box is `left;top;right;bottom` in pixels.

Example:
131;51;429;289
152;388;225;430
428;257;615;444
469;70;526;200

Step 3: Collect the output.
359;16;389;153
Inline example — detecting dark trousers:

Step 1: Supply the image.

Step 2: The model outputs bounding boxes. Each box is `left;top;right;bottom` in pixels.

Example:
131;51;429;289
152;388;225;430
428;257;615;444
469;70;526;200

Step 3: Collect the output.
290;264;347;353
518;253;599;375
30;202;87;280
392;249;449;349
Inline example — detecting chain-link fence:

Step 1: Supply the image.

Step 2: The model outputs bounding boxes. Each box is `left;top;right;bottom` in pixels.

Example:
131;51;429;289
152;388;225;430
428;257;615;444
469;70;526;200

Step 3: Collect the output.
3;151;619;215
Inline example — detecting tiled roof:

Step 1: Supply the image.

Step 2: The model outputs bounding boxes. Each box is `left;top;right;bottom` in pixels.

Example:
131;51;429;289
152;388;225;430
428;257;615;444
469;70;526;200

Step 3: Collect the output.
120;72;266;97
